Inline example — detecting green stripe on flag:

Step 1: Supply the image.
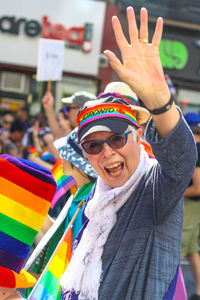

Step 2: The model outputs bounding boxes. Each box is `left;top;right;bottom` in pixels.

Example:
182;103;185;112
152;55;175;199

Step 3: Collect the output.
0;213;37;246
40;269;61;299
56;175;69;186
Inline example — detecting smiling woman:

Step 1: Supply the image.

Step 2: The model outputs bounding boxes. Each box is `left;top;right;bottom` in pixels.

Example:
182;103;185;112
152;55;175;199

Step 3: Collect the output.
60;6;197;300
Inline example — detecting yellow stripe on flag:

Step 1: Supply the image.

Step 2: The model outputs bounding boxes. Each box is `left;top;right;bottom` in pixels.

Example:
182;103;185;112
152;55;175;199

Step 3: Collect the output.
0;194;45;231
48;244;67;279
54;169;63;182
0;177;50;216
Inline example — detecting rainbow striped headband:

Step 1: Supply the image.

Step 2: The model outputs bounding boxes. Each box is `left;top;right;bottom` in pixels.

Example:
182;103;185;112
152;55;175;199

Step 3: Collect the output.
77;103;140;136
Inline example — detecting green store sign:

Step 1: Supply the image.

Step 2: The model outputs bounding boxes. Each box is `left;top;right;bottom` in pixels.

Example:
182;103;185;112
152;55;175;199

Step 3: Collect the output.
159;39;188;70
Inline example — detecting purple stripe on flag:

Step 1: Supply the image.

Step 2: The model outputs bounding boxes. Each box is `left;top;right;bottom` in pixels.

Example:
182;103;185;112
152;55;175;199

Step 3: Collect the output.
51;181;75;208
0;231;30;259
1;154;56;186
0;249;25;274
57;177;76;191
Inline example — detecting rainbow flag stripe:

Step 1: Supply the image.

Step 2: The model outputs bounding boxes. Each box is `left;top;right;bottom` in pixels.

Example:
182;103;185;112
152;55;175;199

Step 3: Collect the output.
28;146;38;157
77;103;140;134
141;140;155;158
0;155;57;277
30;227;72;300
39;147;56;164
51;158;76;209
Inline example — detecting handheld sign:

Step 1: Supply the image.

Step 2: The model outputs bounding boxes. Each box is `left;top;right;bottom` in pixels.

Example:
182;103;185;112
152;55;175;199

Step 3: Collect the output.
36;38;64;82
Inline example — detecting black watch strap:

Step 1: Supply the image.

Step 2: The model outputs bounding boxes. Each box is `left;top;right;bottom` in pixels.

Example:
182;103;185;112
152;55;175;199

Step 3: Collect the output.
147;95;174;115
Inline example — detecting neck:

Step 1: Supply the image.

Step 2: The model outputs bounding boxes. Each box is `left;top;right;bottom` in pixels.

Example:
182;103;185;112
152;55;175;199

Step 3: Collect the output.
75;169;91;189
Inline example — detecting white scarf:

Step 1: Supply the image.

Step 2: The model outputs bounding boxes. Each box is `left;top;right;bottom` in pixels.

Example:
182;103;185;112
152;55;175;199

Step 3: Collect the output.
60;149;152;300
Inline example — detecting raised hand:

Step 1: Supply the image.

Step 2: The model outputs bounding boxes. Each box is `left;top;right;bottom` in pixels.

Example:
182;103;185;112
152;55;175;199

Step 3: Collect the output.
42;91;54;111
32;120;39;138
104;7;170;110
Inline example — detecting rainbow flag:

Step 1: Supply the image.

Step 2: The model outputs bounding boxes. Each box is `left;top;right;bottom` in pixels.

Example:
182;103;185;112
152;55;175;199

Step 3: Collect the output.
51;158;77;209
0;155;57;288
39;147;56;164
141;140;154;158
28;146;39;157
29;227;72;300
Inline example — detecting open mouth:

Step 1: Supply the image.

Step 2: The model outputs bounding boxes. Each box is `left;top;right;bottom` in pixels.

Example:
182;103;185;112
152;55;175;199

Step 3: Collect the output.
104;162;123;176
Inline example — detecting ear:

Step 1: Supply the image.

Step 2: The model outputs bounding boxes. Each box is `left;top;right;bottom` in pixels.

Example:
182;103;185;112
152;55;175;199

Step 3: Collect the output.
137;128;142;145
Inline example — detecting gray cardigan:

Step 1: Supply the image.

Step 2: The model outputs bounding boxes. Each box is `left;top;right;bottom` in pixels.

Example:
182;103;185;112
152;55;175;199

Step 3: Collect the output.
98;112;197;300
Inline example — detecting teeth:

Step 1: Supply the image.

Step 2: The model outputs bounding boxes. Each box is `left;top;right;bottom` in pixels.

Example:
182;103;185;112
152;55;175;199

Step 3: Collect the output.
110;170;120;175
106;162;121;169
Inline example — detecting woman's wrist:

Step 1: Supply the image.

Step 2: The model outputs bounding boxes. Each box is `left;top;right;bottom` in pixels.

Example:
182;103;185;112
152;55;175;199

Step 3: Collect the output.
146;94;173;115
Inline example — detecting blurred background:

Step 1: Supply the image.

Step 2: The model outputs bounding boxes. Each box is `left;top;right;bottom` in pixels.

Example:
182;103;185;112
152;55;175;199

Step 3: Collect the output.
0;0;200;298
0;0;200;116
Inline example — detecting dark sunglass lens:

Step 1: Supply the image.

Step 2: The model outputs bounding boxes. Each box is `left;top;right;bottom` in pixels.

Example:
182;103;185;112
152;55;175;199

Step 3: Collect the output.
3;120;12;124
108;133;126;149
84;141;102;154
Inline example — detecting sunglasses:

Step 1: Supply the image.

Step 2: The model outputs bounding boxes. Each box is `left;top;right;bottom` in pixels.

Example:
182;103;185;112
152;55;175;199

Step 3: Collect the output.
3;119;13;124
81;131;132;155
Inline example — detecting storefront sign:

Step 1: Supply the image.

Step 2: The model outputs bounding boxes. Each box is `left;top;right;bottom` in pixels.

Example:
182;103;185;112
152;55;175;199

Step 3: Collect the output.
0;15;92;52
0;0;106;76
159;39;188;70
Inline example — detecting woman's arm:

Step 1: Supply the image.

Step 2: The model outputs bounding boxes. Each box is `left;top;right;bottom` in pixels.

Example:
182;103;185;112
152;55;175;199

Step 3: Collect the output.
104;7;180;138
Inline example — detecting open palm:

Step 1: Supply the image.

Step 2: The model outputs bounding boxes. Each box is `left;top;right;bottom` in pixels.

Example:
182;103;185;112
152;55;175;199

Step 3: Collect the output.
104;7;170;109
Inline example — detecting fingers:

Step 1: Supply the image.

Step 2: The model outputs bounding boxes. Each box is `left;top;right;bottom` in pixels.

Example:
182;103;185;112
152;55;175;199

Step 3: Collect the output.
104;50;123;74
112;16;129;52
152;17;163;47
127;7;138;45
139;7;148;42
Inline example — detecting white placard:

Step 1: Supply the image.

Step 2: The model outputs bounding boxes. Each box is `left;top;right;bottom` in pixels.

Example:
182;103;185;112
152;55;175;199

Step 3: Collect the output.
37;38;64;81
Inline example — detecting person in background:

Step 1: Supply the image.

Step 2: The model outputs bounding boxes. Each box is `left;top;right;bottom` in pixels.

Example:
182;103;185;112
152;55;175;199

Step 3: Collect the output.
58;106;72;135
22;112;50;150
55;127;98;242
25;128;97;299
27;122;56;171
5;119;25;158
0;129;10;145
181;112;200;300
0;110;14;133
42;92;72;140
60;7;196;300
61;91;96;129
16;106;30;131
2;142;22;158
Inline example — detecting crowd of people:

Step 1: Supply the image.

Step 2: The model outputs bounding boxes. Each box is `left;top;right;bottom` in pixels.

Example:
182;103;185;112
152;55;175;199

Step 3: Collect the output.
0;6;200;300
0;91;97;168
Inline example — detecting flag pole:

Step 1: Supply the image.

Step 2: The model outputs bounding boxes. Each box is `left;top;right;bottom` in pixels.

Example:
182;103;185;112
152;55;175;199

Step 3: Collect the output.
28;198;85;299
47;78;52;92
24;195;73;271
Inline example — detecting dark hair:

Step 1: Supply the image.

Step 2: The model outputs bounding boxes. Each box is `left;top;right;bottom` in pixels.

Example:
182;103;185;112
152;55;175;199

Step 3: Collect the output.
18;106;29;113
10;119;24;133
2;110;13;117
